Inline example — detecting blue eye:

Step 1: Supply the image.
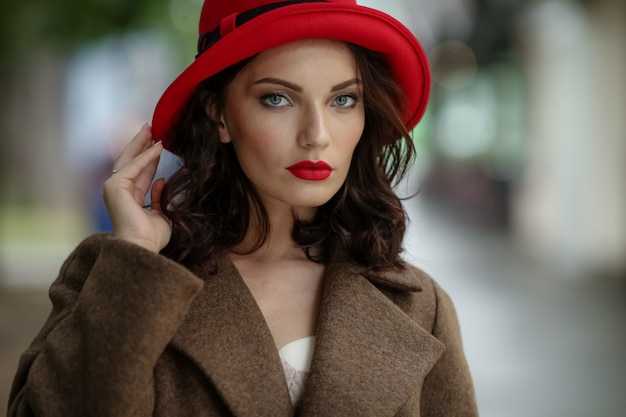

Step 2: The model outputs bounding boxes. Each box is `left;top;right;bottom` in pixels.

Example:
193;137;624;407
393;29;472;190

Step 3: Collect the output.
261;94;290;107
333;94;359;108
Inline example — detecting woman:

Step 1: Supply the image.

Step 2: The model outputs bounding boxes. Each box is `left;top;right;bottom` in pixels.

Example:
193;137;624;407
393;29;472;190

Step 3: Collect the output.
8;1;478;416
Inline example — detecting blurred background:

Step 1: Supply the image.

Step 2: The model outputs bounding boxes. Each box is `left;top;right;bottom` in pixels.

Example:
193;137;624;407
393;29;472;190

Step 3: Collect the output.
0;0;624;415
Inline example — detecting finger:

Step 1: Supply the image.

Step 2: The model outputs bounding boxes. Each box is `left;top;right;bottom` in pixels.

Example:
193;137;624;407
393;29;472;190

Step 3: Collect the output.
114;141;163;185
150;178;167;212
104;141;164;206
132;147;162;196
112;124;153;170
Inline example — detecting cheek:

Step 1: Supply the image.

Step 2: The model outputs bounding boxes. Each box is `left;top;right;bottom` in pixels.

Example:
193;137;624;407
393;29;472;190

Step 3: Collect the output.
339;117;365;156
228;127;281;181
344;108;365;139
223;108;261;154
228;105;281;147
338;120;364;180
232;123;278;158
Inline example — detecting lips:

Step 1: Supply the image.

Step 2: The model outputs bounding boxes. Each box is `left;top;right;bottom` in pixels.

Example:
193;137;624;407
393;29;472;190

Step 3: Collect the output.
286;160;333;181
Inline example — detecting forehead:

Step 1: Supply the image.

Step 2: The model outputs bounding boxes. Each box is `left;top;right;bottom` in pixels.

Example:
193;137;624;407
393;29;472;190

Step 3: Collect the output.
237;39;358;83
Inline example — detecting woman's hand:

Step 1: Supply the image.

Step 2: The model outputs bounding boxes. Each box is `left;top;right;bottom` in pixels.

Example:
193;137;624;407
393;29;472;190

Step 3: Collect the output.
103;124;172;253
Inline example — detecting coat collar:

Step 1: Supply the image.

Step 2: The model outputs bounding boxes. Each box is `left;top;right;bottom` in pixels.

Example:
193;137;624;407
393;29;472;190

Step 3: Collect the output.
170;254;293;417
329;249;425;292
170;254;443;417
361;262;425;292
299;261;443;416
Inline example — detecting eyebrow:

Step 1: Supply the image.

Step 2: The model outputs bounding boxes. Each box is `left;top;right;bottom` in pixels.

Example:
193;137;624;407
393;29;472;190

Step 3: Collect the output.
252;77;361;93
331;78;361;92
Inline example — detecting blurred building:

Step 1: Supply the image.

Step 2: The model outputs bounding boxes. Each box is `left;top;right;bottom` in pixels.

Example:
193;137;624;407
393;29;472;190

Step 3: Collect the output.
513;0;626;279
370;0;626;281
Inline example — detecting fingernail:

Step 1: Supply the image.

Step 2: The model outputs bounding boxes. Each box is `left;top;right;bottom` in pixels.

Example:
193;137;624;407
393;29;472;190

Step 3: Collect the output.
152;140;162;147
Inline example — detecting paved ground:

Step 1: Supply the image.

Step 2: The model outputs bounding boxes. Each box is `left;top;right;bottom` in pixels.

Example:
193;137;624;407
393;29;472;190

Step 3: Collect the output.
1;198;625;415
403;198;626;417
0;289;51;413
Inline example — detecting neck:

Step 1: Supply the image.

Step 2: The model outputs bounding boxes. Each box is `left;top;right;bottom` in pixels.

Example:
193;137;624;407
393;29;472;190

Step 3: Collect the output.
232;204;316;262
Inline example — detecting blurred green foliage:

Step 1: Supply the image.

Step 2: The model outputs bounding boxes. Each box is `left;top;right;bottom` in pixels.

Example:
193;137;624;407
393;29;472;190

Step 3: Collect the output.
0;0;173;62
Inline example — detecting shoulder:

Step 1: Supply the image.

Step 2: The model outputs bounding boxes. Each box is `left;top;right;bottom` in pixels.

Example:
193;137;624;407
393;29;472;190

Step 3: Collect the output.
54;233;198;292
54;233;110;291
363;261;433;292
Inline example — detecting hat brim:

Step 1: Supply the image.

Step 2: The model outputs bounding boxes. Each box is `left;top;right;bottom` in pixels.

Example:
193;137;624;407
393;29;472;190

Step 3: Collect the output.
151;3;431;148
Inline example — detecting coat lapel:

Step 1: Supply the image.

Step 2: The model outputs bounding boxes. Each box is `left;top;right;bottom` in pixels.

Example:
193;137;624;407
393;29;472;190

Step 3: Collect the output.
169;255;444;417
170;254;293;417
299;262;445;416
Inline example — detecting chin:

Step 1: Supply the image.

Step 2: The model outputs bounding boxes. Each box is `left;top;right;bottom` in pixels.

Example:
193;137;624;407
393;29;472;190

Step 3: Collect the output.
293;189;340;207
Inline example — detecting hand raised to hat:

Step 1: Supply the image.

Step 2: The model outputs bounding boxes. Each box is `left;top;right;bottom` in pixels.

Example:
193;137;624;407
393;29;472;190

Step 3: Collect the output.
103;124;172;253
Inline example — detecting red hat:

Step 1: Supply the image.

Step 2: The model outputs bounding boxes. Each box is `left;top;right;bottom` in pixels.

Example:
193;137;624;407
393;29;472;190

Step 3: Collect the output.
151;0;431;149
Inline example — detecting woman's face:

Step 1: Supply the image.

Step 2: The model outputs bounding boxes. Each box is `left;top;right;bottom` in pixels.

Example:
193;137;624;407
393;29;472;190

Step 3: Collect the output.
218;39;365;218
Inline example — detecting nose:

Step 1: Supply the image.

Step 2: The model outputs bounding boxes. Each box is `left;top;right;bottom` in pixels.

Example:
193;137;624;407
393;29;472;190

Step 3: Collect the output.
297;105;331;148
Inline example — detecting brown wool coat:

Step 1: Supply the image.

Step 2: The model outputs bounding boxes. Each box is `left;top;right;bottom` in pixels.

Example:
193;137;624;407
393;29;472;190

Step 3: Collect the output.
8;234;478;417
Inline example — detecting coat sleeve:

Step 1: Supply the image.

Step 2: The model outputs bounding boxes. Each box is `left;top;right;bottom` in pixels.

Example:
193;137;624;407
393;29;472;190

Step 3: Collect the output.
7;234;203;417
420;281;479;416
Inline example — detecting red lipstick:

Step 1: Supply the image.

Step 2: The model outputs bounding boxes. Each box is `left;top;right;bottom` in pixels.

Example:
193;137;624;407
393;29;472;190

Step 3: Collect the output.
286;160;332;181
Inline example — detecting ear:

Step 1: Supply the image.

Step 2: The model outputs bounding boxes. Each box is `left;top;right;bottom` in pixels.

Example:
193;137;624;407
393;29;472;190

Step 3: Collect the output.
217;115;231;144
205;100;231;144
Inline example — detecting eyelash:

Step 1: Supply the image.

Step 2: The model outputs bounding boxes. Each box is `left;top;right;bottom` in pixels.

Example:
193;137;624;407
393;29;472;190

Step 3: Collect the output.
259;93;362;109
332;94;360;109
260;94;291;107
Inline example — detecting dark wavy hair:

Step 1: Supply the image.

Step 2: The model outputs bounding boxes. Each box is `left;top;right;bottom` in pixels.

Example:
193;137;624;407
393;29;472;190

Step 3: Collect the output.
160;44;416;271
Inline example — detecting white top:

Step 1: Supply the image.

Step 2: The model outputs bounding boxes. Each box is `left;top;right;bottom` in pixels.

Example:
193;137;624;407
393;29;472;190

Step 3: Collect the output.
278;336;316;406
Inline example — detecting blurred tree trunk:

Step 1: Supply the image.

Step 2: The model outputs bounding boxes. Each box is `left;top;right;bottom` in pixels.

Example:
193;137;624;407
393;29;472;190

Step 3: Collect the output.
0;0;185;214
513;0;626;279
1;49;81;213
